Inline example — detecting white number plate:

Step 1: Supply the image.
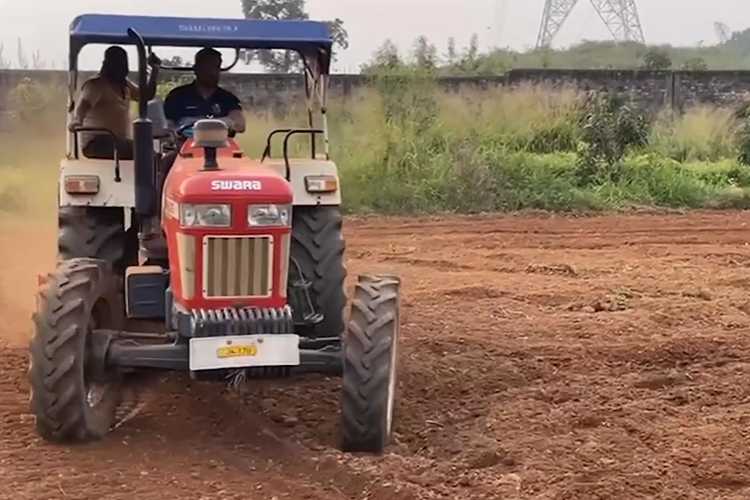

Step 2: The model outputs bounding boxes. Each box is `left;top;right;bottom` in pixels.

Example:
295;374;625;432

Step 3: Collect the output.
189;334;300;371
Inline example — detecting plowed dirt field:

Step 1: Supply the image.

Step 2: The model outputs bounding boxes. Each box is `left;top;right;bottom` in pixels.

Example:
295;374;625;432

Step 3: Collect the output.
3;211;750;499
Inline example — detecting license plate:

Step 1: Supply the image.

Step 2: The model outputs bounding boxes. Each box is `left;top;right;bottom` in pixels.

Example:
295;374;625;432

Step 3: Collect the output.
217;345;258;358
189;334;300;371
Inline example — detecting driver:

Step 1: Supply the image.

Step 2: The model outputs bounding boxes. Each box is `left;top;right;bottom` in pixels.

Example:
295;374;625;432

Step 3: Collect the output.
164;47;246;134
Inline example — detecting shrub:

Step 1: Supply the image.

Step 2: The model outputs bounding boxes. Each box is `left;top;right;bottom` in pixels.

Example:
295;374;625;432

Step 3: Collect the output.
576;93;649;184
641;48;672;70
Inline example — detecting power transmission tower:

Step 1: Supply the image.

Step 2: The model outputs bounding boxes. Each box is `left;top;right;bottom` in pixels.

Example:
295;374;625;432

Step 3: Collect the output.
536;0;645;49
536;0;579;49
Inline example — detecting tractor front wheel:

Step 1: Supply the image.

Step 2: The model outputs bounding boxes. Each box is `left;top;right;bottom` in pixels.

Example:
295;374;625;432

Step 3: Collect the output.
29;258;122;442
341;275;401;453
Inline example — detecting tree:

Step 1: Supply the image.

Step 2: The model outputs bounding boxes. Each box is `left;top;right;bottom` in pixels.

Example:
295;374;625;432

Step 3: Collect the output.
458;34;480;72
17;38;28;70
361;39;402;73
240;0;349;73
726;28;750;53
444;37;458;66
327;17;349;52
413;36;437;70
641;48;672;70
0;45;9;70
165;55;185;67
31;50;45;70
466;34;479;62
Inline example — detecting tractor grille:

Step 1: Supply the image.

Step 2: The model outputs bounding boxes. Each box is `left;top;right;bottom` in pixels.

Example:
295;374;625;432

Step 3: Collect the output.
202;236;273;298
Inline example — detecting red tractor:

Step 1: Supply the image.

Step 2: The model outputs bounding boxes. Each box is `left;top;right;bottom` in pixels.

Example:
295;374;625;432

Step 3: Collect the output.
30;14;400;453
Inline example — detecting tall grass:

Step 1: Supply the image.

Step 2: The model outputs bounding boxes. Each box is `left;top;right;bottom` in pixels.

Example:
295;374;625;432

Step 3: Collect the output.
649;106;741;162
439;83;582;153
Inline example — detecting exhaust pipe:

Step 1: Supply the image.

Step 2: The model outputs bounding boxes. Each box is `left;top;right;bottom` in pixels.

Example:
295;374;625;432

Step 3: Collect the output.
128;28;155;217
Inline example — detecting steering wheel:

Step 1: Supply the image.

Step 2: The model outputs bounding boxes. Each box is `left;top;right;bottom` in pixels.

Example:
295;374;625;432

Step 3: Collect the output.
175;118;237;139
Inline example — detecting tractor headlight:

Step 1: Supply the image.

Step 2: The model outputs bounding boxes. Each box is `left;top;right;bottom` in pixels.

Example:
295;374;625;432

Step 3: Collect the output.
180;204;231;228
248;204;291;227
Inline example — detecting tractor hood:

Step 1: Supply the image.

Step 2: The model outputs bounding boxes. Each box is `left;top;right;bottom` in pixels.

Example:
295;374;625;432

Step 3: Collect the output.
170;166;293;205
164;146;292;205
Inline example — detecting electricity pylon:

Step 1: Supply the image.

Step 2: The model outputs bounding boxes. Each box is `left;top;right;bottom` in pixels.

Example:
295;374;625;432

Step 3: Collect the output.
536;0;645;49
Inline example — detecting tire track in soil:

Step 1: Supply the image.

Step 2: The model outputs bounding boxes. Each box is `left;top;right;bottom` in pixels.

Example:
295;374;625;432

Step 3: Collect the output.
4;211;750;499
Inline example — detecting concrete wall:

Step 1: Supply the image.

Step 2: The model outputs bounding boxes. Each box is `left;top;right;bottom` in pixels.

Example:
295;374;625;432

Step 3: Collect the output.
505;69;750;112
2;68;750;114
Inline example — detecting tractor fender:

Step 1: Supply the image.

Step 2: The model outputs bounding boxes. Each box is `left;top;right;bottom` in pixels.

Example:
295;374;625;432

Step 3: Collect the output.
263;158;342;206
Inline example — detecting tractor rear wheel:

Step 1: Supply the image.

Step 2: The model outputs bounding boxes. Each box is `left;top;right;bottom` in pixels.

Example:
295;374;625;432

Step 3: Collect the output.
290;206;347;338
58;206;137;273
341;275;401;453
29;258;122;442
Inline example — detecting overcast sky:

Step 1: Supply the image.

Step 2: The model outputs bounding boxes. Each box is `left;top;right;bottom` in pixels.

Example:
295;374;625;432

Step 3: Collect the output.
1;0;748;72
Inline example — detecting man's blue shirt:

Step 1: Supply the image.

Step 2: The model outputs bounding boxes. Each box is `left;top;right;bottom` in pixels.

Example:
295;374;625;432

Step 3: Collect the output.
164;81;242;126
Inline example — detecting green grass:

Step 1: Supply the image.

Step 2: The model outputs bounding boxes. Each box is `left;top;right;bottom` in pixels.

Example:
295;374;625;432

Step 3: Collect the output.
3;77;750;218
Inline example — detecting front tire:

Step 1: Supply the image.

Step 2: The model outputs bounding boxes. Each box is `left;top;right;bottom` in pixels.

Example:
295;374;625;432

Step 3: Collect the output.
341;275;401;453
29;258;122;442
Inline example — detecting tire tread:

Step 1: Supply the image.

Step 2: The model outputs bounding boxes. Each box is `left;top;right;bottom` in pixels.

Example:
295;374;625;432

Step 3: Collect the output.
341;276;400;453
29;258;119;442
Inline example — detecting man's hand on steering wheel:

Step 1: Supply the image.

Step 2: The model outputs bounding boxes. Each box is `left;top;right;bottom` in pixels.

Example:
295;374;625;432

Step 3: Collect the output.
176;120;198;137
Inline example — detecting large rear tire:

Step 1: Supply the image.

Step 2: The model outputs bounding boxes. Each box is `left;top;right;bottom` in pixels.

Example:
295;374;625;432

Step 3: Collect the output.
341;275;401;453
58;206;137;273
290;206;347;338
29;258;122;442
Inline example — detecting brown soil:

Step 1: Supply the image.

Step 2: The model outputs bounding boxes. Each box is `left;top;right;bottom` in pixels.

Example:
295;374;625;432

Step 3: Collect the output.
3;211;750;499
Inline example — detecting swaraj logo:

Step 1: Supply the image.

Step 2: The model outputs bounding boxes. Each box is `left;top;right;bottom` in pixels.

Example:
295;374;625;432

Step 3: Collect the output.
178;24;239;33
211;180;263;191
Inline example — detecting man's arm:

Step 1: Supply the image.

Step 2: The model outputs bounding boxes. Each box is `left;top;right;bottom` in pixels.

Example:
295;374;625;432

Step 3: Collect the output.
163;87;181;129
145;53;161;101
227;109;246;134
223;91;246;133
128;54;161;102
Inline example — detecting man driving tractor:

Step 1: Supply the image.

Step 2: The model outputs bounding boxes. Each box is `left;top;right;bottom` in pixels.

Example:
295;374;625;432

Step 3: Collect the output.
164;47;246;134
70;46;160;160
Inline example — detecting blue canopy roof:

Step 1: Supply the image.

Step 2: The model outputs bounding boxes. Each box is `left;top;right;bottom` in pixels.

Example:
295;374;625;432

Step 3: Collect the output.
69;14;333;72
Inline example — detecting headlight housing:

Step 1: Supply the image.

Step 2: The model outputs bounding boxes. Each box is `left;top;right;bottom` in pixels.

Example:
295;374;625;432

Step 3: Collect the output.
180;204;231;228
248;204;291;227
